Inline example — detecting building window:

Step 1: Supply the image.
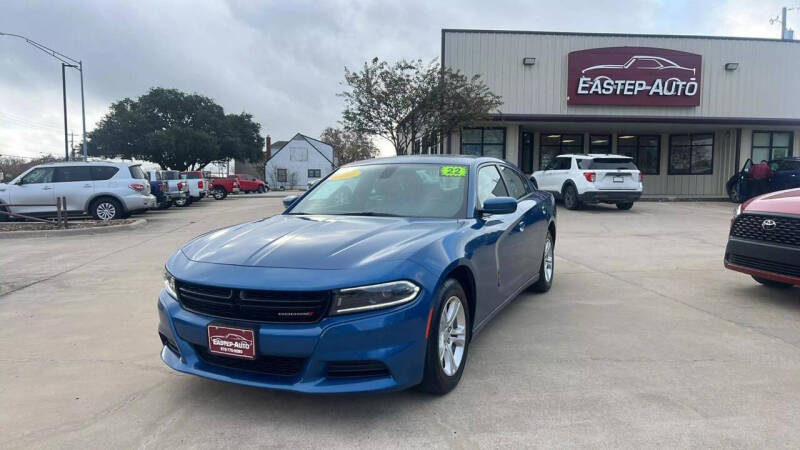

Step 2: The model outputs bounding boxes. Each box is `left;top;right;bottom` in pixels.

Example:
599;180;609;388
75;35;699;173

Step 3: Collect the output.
461;127;505;159
277;168;287;182
540;134;583;168
669;134;714;175
617;135;660;175
589;135;611;153
752;131;793;162
308;169;321;178
413;139;421;155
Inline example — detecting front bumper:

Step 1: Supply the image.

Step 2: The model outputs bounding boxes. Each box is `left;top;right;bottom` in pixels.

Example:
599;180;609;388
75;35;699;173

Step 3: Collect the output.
724;237;800;285
579;190;642;203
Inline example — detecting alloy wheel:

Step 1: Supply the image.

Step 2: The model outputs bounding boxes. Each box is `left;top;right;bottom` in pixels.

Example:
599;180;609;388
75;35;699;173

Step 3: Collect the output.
438;296;467;376
96;202;116;221
543;237;554;282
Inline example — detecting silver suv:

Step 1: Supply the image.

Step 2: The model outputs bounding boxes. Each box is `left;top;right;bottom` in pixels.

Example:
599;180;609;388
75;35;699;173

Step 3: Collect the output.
0;161;156;221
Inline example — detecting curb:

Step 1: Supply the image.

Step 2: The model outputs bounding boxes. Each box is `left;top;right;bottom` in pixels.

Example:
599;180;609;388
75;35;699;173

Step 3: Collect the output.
225;192;301;199
0;218;148;239
639;197;731;202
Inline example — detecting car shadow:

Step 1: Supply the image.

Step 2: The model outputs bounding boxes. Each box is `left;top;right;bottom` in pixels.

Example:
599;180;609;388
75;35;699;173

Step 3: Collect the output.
738;284;800;311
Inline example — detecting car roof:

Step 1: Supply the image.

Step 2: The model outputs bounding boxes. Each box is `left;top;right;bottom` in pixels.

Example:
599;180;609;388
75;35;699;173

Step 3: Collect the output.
38;161;134;167
344;155;506;167
557;153;633;159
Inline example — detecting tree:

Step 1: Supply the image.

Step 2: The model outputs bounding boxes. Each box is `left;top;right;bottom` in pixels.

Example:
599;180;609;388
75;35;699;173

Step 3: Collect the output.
320;127;379;167
0;155;58;182
88;87;265;170
340;58;502;154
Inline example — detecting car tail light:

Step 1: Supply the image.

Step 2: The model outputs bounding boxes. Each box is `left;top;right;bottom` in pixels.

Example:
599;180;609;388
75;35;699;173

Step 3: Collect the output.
198;180;204;188
639;173;644;183
177;182;183;190
582;172;596;183
234;182;239;188
129;183;147;193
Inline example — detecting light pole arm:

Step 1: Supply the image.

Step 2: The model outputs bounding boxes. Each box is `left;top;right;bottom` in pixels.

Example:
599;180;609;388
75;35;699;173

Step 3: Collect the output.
0;32;80;65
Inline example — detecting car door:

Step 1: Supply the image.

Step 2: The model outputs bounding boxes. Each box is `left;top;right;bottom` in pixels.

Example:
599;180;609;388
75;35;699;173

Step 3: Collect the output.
773;159;800;190
549;157;573;195
10;167;56;214
476;164;529;304
53;166;94;213
499;165;547;282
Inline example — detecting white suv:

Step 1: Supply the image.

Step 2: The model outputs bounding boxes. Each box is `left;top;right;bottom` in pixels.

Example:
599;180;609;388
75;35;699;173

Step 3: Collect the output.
531;154;643;210
0;161;156;221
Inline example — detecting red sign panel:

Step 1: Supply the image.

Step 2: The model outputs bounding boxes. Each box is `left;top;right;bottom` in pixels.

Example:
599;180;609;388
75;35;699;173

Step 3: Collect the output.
207;325;256;359
567;47;702;107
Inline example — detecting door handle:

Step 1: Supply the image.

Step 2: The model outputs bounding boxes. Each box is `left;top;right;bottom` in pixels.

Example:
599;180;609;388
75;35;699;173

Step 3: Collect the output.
517;221;526;232
83;184;92;188
42;186;53;190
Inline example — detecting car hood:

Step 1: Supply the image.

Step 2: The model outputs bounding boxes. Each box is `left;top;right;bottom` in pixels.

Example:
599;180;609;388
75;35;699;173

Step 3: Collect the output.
743;188;800;216
181;214;460;269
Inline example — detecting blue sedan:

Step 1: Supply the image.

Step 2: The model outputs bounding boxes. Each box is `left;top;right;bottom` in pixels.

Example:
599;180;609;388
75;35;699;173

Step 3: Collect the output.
158;156;557;394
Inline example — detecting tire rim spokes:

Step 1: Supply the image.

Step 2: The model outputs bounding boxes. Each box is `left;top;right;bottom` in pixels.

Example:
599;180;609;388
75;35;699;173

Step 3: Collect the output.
438;295;467;376
97;203;115;221
544;238;554;282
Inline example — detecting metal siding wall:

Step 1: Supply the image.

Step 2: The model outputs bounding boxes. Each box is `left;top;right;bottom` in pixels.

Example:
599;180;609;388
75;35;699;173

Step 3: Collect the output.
444;31;800;119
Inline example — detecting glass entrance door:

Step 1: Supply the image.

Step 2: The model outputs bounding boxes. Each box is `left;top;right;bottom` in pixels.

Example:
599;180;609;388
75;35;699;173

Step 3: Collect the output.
521;131;534;174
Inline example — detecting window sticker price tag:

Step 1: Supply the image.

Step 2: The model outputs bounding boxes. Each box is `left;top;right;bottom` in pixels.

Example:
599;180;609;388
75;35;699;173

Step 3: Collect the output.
440;166;467;177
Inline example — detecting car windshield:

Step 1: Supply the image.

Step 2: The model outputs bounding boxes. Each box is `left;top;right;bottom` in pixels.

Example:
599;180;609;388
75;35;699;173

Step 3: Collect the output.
288;163;468;218
162;171;179;180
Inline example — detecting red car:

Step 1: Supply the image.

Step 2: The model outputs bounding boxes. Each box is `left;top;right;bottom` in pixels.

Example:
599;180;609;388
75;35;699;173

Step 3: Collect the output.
228;174;268;193
209;177;240;200
725;188;800;288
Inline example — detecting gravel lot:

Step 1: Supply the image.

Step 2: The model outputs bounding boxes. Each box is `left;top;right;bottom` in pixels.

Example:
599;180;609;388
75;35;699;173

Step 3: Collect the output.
1;197;799;448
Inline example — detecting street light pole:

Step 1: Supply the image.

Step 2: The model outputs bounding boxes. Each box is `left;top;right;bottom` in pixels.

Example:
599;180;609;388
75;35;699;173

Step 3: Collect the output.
62;63;69;161
0;32;88;160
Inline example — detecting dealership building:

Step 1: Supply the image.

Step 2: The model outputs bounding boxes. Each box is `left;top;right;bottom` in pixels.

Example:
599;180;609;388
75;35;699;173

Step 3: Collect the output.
405;29;800;198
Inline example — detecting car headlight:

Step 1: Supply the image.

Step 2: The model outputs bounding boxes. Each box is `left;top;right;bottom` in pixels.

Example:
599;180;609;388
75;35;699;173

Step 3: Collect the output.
330;281;420;315
163;269;177;298
733;204;742;219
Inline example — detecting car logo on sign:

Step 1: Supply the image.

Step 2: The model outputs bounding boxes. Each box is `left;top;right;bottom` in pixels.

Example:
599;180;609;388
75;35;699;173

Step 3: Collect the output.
761;219;777;231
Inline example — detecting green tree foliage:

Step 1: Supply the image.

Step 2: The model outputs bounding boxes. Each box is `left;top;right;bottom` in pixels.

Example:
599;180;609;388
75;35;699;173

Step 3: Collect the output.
340;58;502;153
88;88;265;170
320;127;379;167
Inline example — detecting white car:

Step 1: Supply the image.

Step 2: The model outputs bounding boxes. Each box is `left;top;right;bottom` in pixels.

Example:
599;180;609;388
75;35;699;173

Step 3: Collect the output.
531;154;643;210
0;161;156;221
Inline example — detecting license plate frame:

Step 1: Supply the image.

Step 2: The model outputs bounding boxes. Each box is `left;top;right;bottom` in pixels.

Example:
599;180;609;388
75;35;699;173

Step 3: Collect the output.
207;324;256;360
613;176;624;183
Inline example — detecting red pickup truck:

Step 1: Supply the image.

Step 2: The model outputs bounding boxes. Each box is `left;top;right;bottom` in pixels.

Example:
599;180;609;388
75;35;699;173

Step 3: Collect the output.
228;174;268;193
209;177;240;200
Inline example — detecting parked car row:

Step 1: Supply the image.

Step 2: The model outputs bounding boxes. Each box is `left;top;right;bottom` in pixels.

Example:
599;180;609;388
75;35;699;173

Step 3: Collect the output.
0;161;271;221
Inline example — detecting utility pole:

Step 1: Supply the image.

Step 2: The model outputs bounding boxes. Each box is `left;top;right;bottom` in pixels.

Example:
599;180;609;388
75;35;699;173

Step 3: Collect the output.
771;6;797;40
62;63;69;161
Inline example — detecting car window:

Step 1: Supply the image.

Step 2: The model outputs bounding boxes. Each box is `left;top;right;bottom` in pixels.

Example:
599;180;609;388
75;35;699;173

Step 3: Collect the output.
162;171;179;180
289;163;468;218
183;172;199;179
477;165;508;208
20;167;54;184
778;160;800;171
498;166;529;199
554;158;572;170
128;165;147;179
54;166;93;182
582;158;638;170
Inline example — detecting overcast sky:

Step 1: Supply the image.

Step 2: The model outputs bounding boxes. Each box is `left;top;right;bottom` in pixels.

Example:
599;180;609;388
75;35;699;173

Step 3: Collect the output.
0;0;795;159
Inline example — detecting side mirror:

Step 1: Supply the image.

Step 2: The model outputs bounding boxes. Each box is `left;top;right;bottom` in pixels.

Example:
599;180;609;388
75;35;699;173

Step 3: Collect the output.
479;196;517;215
282;195;299;208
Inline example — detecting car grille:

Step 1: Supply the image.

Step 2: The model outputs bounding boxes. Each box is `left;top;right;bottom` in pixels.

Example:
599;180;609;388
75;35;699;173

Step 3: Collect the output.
731;214;800;247
176;281;330;323
193;345;305;377
727;253;800;278
326;361;390;379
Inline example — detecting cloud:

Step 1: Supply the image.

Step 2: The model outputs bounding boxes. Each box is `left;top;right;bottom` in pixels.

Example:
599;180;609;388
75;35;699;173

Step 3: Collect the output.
0;0;791;160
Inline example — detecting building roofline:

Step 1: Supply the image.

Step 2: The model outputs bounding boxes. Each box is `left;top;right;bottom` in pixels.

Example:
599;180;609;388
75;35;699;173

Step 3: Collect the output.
264;132;334;167
486;114;800;126
442;28;800;44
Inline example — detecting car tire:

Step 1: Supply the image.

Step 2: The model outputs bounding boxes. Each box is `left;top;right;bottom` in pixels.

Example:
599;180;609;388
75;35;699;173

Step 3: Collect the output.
752;276;793;289
90;197;123;221
418;278;471;395
616;202;634;210
562;184;580;210
729;184;742;203
529;231;555;293
174;197;188;207
213;187;227;200
258;185;266;193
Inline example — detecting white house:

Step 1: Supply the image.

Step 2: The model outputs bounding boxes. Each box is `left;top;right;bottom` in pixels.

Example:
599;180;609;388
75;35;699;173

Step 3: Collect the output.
264;133;334;190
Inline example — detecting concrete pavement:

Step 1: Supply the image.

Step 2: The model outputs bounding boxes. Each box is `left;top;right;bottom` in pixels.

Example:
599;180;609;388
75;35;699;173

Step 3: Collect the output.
1;198;799;448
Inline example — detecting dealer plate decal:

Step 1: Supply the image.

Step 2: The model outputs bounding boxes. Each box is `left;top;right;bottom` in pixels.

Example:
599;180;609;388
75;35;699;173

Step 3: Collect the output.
441;166;467;177
207;325;256;359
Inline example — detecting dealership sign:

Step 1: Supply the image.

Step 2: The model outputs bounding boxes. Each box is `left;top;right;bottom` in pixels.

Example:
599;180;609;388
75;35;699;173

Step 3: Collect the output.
567;47;702;106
